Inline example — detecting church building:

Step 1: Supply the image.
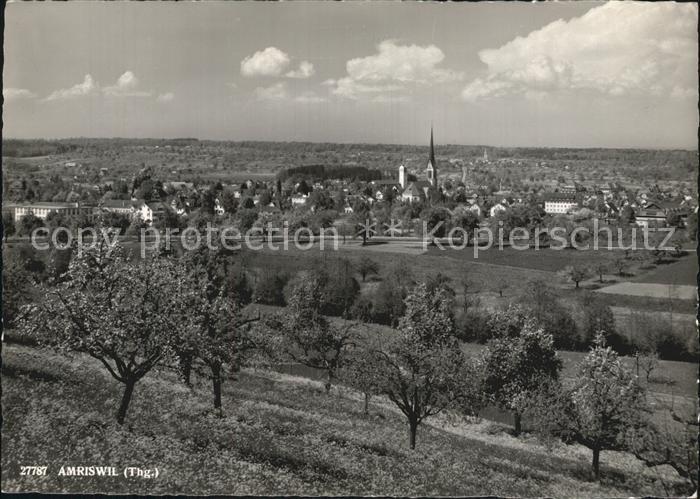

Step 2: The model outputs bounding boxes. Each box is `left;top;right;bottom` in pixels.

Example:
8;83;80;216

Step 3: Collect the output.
400;127;439;203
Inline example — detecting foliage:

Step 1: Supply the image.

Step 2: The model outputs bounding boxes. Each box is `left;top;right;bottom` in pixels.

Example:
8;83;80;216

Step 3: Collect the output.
253;270;288;306
366;260;415;327
2;258;32;328
337;340;386;415
237;208;258;233
577;293;626;354
355;256;379;282
495;203;543;235
451;209;480;242
421;207;452;239
612;257;628;276
481;317;562;435
319;262;361;318
454;308;492;343
370;284;480;449
628;408;698;494
179;248;260;415
17;213;45;237
558;264;591;288
530;334;649;479
271;274;362;392
591;262;609;283
633;351;659;382
278;164;382;183
517;280;579;350
19;237;183;424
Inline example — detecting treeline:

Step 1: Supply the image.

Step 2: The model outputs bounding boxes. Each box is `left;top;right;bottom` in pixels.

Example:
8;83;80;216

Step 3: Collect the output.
496;147;698;162
2;139;78;158
277;164;382;182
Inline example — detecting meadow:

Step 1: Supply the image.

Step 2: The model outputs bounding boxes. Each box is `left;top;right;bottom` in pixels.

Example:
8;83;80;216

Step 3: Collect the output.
237;242;697;314
1;343;691;496
632;255;698;286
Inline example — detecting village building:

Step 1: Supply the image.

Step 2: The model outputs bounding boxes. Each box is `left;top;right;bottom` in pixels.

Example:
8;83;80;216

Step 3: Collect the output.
635;201;667;228
544;192;579;215
291;193;309;206
400;128;440;203
9;201;94;223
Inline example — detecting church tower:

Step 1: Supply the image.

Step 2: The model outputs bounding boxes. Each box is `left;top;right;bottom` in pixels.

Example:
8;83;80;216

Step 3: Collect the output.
398;164;406;189
426;126;438;187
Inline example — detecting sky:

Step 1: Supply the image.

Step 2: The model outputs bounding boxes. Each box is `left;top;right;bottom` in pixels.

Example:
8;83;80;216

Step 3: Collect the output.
3;1;698;149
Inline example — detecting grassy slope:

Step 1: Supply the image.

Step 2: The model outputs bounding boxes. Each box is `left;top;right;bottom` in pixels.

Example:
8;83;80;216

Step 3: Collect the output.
1;344;689;496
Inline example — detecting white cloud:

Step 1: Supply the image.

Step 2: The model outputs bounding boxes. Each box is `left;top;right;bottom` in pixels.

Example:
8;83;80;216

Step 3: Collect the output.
347;40;460;84
254;82;288;100
44;74;98;101
3;88;36;101
295;91;327;104
156;92;175;103
241;47;291;77
326;77;403;100
327;40;461;101
286;60;315;79
461;2;698;102
103;71;151;97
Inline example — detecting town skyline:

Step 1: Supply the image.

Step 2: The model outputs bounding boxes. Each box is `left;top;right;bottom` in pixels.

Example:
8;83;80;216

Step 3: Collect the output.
3;2;698;149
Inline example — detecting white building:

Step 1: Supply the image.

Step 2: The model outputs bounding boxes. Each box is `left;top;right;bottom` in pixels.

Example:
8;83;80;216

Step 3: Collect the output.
398;164;406;189
291;194;308;206
544;192;579;215
11;202;93;223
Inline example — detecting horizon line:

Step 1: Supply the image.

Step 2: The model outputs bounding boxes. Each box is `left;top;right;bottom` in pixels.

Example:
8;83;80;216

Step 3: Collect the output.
2;136;698;152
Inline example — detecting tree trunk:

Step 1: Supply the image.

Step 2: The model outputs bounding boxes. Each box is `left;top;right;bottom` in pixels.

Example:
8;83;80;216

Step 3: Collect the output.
513;412;522;436
409;418;418;450
592;447;600;480
363;393;370;415
211;362;223;417
599;273;603;283
575;280;580;289
116;379;136;425
324;370;333;393
179;353;193;387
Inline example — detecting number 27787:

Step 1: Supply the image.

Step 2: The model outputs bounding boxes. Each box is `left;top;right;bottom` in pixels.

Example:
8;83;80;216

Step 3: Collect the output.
20;466;48;476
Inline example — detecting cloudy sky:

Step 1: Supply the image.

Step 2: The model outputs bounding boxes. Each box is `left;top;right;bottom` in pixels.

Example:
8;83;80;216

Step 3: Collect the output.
3;1;698;148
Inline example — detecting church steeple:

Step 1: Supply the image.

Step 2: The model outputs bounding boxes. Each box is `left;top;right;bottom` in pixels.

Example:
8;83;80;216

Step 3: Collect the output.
426;126;438;187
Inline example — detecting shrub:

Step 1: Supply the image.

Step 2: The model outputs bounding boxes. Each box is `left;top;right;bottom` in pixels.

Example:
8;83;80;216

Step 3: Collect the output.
253;271;289;306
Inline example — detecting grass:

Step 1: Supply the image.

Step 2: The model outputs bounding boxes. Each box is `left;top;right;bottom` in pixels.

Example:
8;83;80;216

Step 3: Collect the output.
240;243;696;309
2;344;693;495
424;245;625;273
631;255;698;286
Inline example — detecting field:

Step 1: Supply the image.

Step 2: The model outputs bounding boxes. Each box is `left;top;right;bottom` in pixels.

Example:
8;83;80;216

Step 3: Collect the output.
425;244;625;273
1;343;691;496
234;241;697;313
632;255;698;286
597;283;696;300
